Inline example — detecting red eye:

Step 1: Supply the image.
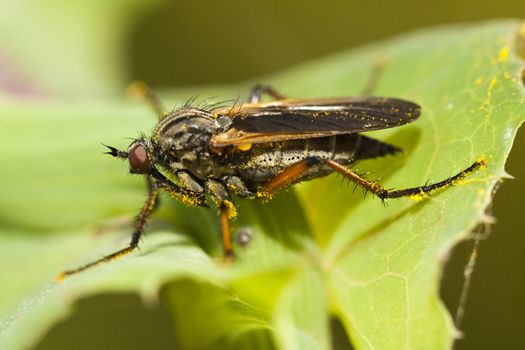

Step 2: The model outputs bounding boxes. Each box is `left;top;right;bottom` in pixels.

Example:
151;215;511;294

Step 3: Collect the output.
128;143;150;173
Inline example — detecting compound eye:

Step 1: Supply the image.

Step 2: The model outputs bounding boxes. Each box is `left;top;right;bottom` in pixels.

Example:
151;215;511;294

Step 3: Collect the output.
128;143;150;173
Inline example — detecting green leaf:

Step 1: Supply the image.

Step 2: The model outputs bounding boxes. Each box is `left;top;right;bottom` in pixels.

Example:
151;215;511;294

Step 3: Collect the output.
1;20;524;350
0;0;166;97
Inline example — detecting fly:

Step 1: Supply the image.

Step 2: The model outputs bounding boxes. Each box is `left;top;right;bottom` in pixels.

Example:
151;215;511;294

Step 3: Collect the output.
57;84;487;280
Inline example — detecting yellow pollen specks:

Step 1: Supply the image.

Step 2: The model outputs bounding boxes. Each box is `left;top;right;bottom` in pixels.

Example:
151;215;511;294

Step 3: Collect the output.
113;247;133;260
409;194;422;202
213;113;219;119
168;189;202;207
476;155;488;170
223;200;238;219
480;77;497;111
408;192;425;202
498;46;510;62
452;178;468;186
256;190;272;201
145;192;158;211
487;76;497;98
55;272;66;283
474;76;484;85
184;194;201;207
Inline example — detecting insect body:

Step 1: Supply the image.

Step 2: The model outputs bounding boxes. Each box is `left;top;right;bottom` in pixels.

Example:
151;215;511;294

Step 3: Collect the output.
57;85;486;280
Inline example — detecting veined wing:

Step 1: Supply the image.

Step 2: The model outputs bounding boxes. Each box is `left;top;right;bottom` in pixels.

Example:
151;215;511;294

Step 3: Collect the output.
210;97;420;147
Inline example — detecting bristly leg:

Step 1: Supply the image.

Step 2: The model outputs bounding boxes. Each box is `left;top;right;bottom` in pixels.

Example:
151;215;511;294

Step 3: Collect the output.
56;174;207;281
126;80;167;119
56;184;159;282
249;84;286;103
256;156;487;201
324;157;487;201
146;175;161;210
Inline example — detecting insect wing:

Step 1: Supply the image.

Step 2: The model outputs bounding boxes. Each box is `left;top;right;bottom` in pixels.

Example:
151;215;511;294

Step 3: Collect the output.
211;97;420;147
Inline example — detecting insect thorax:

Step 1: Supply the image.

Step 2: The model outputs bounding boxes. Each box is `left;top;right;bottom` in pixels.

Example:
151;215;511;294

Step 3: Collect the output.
155;108;221;178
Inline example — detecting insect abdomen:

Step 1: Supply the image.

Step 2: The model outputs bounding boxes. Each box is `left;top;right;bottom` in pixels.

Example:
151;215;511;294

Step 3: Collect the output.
354;135;402;160
233;134;361;184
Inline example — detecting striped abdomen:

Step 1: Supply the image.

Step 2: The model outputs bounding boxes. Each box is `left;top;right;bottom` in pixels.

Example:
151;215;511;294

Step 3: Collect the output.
231;134;401;184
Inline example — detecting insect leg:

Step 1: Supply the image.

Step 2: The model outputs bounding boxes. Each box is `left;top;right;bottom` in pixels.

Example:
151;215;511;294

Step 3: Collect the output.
207;179;237;257
176;171;205;193
146;175;161;210
256;156;487;200
152;168;207;207
322;158;487;200
56;182;160;281
224;175;255;198
56;174;206;281
127;80;166;119
360;58;386;96
219;200;237;257
256;158;319;198
249;84;287;103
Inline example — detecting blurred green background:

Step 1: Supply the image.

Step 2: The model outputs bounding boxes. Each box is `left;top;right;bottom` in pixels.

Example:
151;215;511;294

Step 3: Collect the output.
1;0;524;349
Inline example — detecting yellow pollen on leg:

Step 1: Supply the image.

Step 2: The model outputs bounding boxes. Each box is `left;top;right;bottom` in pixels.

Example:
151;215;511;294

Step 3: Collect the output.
408;190;427;202
113;247;133;260
476;155;488;170
256;190;272;201
223;199;238;219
